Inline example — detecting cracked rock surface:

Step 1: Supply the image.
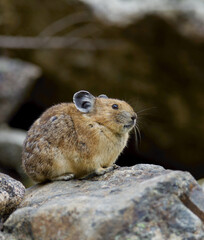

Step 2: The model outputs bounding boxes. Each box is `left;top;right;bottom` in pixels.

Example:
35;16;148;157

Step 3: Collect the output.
2;164;204;240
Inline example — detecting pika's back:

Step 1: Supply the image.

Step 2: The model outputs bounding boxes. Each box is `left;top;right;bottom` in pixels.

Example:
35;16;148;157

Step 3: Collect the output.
22;90;137;182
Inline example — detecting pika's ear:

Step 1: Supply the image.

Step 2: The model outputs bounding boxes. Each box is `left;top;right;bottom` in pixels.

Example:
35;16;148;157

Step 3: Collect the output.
98;94;108;99
73;90;95;113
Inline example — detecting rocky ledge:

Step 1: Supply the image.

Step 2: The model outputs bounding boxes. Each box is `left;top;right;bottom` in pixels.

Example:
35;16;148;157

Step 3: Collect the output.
0;173;25;228
1;164;204;240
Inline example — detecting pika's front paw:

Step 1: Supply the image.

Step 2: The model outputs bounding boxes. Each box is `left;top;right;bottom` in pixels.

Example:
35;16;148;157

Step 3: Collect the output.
95;165;118;176
51;173;75;181
95;167;107;176
112;164;120;169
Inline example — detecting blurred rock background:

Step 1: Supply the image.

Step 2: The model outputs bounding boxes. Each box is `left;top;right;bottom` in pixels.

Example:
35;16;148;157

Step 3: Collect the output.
0;0;203;186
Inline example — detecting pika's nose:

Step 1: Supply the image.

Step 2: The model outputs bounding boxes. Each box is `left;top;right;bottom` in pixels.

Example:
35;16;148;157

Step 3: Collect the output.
131;114;137;121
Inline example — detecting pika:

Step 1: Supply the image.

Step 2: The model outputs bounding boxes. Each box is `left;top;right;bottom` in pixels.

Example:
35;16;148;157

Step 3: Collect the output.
22;90;137;182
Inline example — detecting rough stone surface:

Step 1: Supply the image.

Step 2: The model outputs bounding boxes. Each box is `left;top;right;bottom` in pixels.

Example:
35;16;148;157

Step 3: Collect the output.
0;173;25;225
0;57;41;123
2;164;204;240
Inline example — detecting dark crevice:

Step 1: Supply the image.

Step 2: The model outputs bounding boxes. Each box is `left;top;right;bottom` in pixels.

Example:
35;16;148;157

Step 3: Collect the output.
180;187;204;223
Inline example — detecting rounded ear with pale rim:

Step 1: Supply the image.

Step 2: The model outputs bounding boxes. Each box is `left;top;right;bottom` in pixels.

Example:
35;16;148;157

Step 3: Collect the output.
98;94;108;99
73;90;95;113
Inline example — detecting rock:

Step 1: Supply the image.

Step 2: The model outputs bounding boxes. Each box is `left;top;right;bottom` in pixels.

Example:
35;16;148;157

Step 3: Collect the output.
0;232;15;240
81;0;204;37
2;164;204;240
0;173;25;225
0;232;5;240
0;126;26;174
0;57;41;123
0;125;31;186
198;178;204;192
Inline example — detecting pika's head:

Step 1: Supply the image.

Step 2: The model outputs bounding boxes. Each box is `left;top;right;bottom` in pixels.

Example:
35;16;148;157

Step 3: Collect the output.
73;90;137;135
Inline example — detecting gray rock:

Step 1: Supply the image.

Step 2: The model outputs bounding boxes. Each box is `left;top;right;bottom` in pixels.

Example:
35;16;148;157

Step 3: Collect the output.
0;232;5;240
198;179;204;192
2;164;204;240
0;173;25;225
81;0;204;37
0;232;15;240
0;126;26;175
0;125;31;186
0;57;41;123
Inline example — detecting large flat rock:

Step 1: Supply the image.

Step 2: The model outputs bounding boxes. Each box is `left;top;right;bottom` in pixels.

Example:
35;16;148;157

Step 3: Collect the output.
2;164;204;240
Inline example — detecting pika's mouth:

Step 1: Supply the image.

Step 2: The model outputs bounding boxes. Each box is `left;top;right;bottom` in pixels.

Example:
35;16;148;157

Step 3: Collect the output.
124;119;136;129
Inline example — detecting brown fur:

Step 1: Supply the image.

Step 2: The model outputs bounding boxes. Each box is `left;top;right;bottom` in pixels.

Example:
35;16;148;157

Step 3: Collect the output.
22;94;136;182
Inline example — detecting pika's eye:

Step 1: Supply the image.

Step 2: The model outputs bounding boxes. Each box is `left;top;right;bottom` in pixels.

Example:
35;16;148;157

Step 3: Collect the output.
112;104;118;110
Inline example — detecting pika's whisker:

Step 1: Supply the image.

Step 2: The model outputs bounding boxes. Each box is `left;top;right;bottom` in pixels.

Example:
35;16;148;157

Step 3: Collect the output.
134;125;141;151
137;107;157;114
133;127;138;150
137;125;141;146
